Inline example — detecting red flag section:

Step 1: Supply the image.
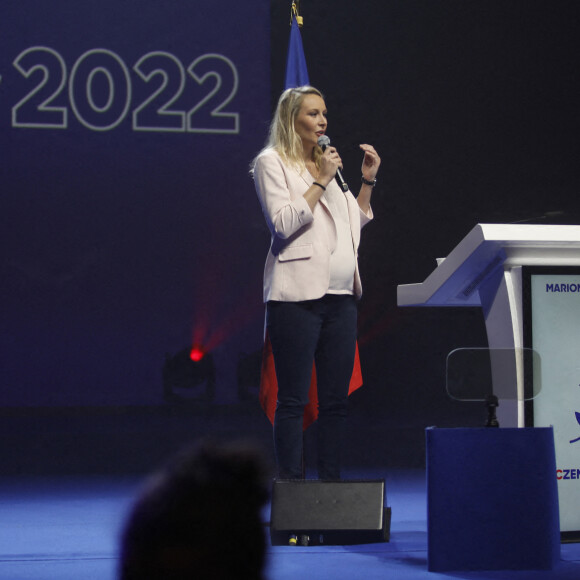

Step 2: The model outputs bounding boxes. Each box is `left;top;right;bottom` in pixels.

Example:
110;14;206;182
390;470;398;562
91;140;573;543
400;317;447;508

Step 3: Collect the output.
259;333;363;430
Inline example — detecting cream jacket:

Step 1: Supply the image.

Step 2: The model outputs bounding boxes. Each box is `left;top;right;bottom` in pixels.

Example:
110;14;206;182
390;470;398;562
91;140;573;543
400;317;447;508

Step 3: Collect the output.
254;148;373;302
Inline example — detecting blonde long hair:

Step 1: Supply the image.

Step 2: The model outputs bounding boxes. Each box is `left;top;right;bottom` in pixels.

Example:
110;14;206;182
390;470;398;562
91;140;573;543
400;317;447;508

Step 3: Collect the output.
251;86;324;174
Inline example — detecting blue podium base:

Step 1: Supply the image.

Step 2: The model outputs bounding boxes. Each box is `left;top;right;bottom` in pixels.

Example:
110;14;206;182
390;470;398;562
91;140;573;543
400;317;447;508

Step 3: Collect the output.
426;427;560;571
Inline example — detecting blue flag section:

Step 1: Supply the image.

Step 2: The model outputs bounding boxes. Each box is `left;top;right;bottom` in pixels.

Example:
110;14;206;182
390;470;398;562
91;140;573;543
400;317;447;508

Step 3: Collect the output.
284;16;310;89
0;0;270;406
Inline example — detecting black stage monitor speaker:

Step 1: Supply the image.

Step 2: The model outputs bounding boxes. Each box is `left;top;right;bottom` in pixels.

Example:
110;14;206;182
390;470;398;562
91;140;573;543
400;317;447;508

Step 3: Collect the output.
270;479;391;546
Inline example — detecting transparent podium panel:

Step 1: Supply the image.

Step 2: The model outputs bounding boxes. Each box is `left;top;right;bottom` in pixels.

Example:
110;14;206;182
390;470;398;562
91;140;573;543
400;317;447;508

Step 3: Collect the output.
446;348;540;427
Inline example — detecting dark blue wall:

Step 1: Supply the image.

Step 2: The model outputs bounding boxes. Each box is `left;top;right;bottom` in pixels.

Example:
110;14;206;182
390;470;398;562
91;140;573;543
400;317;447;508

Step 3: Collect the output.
1;0;269;407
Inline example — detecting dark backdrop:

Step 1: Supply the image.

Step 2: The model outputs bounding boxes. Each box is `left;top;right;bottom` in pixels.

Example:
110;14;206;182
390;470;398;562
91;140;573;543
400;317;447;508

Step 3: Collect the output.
1;0;579;474
270;0;580;467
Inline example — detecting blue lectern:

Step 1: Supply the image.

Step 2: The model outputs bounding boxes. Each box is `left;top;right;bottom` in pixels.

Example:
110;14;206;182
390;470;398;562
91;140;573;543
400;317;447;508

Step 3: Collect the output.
426;426;560;571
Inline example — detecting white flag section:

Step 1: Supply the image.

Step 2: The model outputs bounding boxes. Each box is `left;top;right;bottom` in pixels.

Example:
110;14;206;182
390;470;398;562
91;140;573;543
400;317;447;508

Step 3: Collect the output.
530;272;580;534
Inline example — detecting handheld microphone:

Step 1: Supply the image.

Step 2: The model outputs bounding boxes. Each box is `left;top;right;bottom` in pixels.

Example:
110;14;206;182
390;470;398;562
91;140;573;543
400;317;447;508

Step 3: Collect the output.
317;135;349;192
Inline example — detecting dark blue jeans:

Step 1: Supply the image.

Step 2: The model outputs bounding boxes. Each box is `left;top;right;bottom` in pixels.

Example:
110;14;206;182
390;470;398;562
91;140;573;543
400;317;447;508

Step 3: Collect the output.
266;294;358;480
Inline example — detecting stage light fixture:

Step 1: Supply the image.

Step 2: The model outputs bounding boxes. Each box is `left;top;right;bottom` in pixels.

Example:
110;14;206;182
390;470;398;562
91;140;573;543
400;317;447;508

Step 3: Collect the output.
189;346;205;362
163;345;216;403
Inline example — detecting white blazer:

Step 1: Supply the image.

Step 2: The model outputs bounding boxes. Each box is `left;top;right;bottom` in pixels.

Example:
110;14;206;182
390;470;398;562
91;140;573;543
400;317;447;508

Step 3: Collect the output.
254;148;373;302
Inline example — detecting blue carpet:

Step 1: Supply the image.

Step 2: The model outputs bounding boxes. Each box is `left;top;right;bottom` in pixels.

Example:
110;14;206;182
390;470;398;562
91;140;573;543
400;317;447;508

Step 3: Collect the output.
0;470;579;579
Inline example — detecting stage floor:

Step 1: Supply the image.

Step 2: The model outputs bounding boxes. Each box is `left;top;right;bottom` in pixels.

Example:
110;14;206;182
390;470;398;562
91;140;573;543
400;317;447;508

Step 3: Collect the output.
1;469;579;580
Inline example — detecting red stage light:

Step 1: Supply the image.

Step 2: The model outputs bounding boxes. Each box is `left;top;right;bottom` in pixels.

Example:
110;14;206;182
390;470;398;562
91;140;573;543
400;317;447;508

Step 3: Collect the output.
189;347;205;362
